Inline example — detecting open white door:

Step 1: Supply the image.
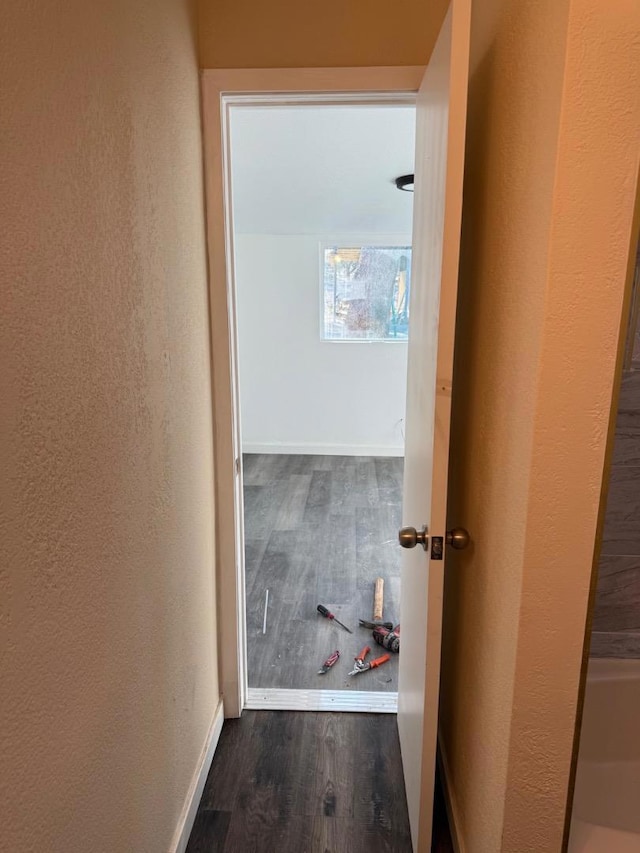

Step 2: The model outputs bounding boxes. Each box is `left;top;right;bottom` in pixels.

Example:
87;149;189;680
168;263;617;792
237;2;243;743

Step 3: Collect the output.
397;1;471;849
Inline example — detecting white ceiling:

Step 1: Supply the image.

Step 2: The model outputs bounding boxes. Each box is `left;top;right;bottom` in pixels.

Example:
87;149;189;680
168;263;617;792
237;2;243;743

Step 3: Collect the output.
229;105;416;236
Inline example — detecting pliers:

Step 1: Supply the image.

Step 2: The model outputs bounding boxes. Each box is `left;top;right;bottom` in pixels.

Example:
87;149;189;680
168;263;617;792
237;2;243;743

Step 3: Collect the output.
347;645;390;676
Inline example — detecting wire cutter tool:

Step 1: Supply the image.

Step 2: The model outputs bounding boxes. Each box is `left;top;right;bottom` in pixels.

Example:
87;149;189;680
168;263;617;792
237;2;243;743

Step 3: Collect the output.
347;645;391;676
318;650;340;675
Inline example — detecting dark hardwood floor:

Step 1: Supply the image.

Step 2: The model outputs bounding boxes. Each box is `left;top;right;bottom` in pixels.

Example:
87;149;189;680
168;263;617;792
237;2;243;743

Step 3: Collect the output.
186;711;453;853
188;456;455;851
243;454;403;692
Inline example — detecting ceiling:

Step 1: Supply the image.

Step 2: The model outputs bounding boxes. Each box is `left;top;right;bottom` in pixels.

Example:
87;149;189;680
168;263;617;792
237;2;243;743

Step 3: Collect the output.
229;105;416;236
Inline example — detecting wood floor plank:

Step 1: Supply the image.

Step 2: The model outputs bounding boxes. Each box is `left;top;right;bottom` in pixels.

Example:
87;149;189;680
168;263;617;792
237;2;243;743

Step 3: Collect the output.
187;711;436;853
185;810;231;853
242;453;268;485
243;537;269;603
316;514;357;604
375;457;404;505
354;456;380;508
355;506;401;626
356;507;384;584
274;473;313;531
309;453;334;471
303;469;333;525
242;482;283;540
329;466;358;516
283;454;319;476
198;714;256;811
311;816;364;852
221;713;319;851
249;711;318;815
352;714;413;851
311;815;411;853
223;810;313;853
311;713;357;818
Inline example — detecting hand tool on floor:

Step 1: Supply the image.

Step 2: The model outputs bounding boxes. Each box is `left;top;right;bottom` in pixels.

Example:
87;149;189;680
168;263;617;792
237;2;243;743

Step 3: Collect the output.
373;623;400;654
317;649;340;675
348;644;391;676
373;577;384;621
358;619;394;630
317;604;353;633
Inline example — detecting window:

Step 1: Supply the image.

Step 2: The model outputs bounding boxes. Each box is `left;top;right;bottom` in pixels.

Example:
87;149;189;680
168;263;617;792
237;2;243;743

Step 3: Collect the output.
321;245;412;342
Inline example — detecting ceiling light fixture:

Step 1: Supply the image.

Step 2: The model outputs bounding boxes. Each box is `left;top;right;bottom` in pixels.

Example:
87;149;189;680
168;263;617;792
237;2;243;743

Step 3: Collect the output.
395;174;414;192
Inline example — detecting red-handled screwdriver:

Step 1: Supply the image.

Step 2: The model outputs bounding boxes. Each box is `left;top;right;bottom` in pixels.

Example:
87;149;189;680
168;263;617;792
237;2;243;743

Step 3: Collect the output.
317;604;353;633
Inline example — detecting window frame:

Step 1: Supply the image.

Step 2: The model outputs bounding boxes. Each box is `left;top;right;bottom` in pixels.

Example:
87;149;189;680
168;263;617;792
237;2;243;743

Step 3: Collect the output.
318;238;413;344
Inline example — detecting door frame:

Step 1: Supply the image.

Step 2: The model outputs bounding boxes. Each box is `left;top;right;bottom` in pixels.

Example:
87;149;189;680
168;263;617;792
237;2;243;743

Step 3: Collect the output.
201;67;425;718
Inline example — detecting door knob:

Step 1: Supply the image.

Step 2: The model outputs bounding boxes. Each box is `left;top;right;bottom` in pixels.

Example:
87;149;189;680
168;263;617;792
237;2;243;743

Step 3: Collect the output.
399;525;470;552
398;525;429;550
446;527;470;550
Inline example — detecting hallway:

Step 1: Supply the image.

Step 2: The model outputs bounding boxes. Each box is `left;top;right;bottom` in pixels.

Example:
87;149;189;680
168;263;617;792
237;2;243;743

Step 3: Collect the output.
186;711;452;852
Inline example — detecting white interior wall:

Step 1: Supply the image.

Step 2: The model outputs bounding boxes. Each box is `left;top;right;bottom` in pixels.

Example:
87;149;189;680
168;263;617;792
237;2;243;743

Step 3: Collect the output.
235;234;409;455
230;105;415;456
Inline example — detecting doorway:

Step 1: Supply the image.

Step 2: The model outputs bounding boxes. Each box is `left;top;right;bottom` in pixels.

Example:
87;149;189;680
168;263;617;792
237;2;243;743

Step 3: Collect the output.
202;23;472;843
227;102;416;710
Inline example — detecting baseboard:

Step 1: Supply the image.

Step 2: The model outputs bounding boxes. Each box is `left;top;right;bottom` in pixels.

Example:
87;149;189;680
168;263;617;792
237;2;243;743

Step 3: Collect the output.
170;698;225;853
242;442;404;457
437;731;466;853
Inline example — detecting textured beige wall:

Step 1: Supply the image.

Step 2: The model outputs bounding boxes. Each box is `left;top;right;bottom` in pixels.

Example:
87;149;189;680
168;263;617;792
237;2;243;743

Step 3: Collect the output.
503;2;640;848
197;0;448;69
0;2;218;851
442;1;570;847
442;0;640;850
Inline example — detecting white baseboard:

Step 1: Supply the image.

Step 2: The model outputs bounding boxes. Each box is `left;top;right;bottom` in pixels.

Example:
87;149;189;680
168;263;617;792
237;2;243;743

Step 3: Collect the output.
170;698;225;853
437;731;466;853
242;442;404;457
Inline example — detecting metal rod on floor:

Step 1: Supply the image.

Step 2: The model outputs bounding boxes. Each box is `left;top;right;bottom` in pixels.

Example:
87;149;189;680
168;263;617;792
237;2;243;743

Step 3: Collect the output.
262;589;269;634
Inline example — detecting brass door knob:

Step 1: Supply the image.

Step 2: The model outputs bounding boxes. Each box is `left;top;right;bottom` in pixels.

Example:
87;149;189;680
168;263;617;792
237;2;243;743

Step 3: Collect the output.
446;527;470;550
398;525;429;550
